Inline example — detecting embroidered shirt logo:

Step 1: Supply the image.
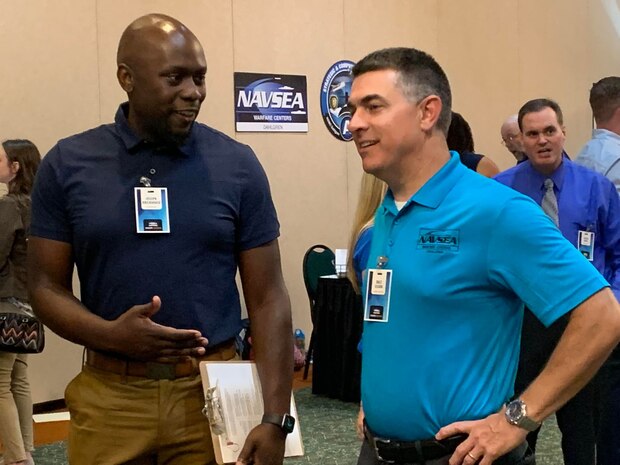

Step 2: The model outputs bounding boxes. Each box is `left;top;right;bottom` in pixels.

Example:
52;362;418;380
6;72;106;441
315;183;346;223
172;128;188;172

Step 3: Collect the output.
417;228;460;252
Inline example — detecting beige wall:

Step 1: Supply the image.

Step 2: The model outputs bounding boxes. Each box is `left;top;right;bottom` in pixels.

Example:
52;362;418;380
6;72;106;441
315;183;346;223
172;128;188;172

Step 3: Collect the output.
1;0;618;402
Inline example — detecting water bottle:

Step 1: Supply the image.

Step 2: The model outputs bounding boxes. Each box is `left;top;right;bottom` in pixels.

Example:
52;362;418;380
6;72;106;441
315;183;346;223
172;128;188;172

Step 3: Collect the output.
294;328;305;352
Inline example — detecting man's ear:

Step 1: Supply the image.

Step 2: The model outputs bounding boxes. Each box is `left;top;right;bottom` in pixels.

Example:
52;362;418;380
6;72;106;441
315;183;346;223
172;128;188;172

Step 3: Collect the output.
117;64;134;93
418;95;442;132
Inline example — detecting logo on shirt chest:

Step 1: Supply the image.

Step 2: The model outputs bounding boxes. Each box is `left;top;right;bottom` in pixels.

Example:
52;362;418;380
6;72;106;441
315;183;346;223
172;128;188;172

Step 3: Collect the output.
417;228;460;253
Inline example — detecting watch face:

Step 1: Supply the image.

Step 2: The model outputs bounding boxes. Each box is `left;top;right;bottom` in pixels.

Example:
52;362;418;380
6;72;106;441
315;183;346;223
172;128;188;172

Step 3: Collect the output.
506;400;525;422
282;414;296;433
505;399;540;431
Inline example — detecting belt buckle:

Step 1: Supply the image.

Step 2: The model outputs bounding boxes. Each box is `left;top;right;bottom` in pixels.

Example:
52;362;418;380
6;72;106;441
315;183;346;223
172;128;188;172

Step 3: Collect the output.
373;438;396;464
145;362;176;380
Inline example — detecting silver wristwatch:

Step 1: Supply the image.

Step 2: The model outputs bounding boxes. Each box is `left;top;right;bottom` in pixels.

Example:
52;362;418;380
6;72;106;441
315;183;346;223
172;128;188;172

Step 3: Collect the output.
504;399;541;432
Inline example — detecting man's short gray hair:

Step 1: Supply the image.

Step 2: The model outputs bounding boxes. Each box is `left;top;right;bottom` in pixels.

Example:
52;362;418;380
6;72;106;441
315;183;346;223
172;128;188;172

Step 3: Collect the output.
352;47;452;134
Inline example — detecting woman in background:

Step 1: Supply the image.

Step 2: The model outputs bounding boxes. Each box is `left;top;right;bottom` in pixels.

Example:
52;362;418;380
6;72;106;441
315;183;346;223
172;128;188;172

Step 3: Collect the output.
447;111;500;177
0;139;41;465
346;173;387;294
346;173;387;446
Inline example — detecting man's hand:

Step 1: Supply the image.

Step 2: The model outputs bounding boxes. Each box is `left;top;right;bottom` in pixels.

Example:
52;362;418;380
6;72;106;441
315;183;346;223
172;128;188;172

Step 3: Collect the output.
435;412;527;465
108;295;209;361
235;423;286;465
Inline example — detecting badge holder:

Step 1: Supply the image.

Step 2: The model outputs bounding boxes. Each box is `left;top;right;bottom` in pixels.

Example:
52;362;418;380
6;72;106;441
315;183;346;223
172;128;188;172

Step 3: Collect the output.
578;230;594;261
134;186;171;234
364;261;393;323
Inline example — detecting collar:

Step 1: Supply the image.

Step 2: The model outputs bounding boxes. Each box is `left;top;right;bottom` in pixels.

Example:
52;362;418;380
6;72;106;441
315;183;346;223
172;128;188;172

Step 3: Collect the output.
593;128;620;142
522;153;570;192
381;151;466;215
114;103;194;158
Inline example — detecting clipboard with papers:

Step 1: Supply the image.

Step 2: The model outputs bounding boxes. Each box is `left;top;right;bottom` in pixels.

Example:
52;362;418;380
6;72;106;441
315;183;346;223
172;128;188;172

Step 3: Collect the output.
200;361;304;464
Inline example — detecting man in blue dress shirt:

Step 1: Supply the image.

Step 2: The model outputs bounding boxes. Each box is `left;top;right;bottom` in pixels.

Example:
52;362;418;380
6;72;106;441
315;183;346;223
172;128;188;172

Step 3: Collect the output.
576;76;620;194
495;98;620;465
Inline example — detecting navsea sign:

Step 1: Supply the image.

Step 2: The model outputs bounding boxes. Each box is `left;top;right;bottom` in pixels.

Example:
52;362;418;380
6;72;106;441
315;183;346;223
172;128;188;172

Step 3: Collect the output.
234;72;308;132
320;60;354;141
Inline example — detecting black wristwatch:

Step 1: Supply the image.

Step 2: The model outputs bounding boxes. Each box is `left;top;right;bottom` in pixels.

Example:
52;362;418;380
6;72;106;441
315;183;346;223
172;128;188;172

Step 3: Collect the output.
261;413;296;434
504;399;541;432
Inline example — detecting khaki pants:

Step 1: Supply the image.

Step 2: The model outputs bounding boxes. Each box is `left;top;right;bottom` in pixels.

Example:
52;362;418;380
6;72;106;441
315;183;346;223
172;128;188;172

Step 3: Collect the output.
0;300;34;464
65;346;236;465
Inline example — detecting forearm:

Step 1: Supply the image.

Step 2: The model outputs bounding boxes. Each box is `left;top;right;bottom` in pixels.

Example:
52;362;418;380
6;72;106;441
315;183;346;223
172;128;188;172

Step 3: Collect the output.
249;287;293;415
30;281;116;351
520;288;620;421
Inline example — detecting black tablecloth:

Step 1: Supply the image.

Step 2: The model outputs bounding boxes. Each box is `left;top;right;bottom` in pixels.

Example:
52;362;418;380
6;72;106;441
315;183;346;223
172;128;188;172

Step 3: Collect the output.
312;276;362;402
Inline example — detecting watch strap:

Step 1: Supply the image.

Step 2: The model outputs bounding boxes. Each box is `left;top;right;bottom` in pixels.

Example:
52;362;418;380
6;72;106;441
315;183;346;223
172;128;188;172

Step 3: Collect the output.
517;415;541;432
261;413;294;434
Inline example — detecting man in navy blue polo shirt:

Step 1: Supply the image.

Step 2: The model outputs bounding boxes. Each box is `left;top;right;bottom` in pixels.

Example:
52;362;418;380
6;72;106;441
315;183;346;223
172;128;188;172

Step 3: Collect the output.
28;14;293;465
495;98;620;465
346;47;620;465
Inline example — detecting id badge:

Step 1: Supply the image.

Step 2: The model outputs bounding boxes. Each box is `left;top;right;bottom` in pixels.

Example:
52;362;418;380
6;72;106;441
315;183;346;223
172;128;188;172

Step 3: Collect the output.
578;230;594;261
134;187;170;233
364;269;392;323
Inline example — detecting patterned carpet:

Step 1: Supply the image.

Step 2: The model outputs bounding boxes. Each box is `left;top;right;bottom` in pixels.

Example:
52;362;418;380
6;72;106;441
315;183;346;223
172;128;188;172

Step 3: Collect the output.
29;387;564;464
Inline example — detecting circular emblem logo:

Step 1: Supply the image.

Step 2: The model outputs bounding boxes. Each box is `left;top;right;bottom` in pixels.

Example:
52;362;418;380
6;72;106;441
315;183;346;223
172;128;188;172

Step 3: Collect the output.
320;60;355;141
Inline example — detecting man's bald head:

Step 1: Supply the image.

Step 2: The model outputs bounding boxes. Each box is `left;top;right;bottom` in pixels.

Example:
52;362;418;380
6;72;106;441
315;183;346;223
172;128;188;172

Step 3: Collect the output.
500;115;518;135
116;14;207;145
500;114;526;162
117;14;201;69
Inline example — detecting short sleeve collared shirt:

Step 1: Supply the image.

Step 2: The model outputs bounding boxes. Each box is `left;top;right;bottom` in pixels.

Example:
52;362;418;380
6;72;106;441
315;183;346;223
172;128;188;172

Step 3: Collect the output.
31;104;280;344
362;151;607;440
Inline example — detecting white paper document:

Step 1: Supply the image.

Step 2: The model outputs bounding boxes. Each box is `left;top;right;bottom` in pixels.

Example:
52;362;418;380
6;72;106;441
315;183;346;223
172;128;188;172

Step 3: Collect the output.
200;361;304;464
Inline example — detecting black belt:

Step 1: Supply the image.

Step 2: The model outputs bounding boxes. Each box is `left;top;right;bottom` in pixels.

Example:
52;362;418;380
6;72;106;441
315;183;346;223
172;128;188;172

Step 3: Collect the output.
365;425;466;463
365;424;530;464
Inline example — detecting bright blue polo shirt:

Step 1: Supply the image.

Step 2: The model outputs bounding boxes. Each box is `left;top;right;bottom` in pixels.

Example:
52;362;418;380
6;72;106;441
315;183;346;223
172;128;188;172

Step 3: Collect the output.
362;151;608;441
31;104;280;345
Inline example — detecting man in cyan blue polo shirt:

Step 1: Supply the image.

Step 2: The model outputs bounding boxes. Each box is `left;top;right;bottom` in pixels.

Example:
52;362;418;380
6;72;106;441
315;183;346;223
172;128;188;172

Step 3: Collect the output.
495;98;620;465
346;47;620;465
28;14;293;465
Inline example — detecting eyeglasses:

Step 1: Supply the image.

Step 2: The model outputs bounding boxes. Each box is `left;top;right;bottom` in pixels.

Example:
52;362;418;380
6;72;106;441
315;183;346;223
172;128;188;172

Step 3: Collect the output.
501;134;520;145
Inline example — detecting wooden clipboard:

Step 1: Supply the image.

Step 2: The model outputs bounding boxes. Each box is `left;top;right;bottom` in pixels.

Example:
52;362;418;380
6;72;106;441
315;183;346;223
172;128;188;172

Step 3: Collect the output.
200;361;304;464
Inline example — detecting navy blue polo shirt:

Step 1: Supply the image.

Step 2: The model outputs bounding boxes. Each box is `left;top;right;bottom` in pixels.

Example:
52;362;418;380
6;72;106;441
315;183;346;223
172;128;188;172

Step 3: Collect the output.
31;104;280;345
362;151;608;440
